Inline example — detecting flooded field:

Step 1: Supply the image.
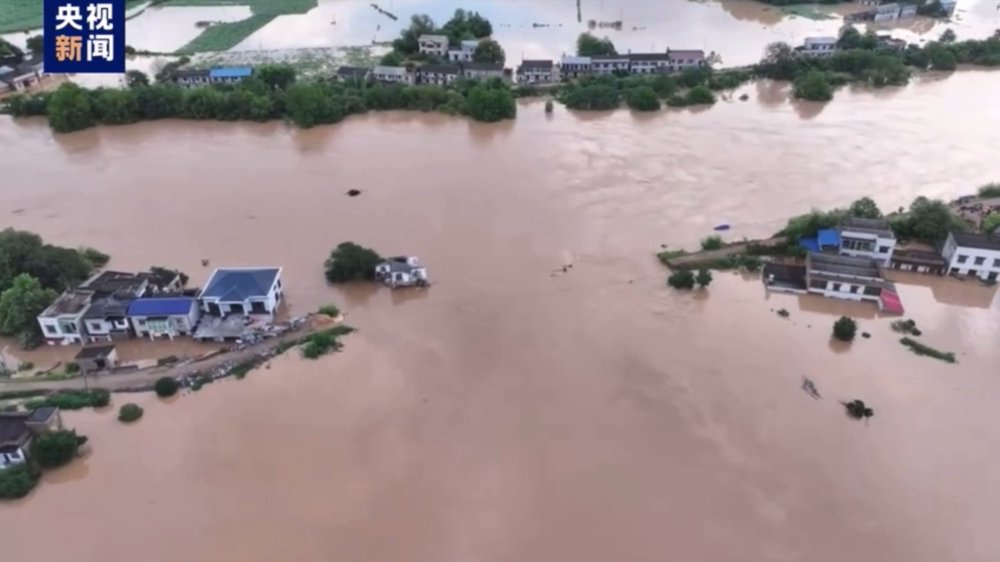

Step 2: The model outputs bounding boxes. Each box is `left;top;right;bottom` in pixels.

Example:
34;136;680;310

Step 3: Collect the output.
0;67;999;561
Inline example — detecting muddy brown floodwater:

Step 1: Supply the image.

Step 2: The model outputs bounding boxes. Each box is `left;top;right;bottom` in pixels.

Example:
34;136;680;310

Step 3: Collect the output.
2;73;1000;562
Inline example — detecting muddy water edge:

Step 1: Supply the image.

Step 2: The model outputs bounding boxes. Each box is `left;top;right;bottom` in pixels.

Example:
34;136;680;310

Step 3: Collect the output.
1;74;1000;562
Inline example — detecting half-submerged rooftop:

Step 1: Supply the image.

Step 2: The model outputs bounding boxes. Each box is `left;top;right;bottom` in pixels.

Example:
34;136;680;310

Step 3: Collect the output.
807;252;883;279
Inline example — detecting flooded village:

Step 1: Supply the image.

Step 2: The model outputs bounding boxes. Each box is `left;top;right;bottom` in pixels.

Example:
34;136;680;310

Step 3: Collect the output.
2;1;1000;562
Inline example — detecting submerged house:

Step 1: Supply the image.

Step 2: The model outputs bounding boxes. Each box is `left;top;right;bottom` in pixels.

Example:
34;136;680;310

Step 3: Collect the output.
941;231;1000;281
763;252;903;314
127;296;201;340
375;257;429;288
74;344;120;372
0;407;63;469
198;267;283;317
38;270;183;345
516;60;556;83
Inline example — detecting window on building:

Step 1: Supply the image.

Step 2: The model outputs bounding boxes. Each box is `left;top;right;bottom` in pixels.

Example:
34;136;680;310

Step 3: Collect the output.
44;324;57;334
974;256;985;266
989;272;999;281
809;279;826;290
993;259;1000;268
863;286;881;296
849;285;859;294
832;283;842;291
89;322;102;331
878;246;890;253
957;255;968;264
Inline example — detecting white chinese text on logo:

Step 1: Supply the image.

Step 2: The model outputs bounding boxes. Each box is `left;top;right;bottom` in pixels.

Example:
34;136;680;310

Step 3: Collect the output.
86;34;115;62
54;4;84;31
86;3;115;31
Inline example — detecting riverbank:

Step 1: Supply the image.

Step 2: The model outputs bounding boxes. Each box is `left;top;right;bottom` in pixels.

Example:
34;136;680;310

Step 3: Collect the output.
0;315;349;394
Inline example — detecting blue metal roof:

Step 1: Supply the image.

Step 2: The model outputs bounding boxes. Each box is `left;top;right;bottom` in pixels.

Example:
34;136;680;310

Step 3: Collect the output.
127;297;195;316
817;228;841;247
201;268;280;302
209;66;253;78
798;237;820;253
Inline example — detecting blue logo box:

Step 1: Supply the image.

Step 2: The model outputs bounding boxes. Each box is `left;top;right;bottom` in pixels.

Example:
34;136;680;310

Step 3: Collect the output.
43;0;126;74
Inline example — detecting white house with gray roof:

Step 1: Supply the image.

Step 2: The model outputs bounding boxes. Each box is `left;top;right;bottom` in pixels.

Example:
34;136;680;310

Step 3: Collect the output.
372;65;413;85
375;257;429;288
199;267;284;317
801;37;837;56
448;40;480;62
941;232;1000;281
516;60;556;83
837;216;896;265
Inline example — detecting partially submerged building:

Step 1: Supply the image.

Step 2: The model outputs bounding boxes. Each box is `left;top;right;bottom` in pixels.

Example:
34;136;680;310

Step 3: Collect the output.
941;231;1000;281
375;257;429;288
198;267;283;317
764;252;904;314
0;407;63;469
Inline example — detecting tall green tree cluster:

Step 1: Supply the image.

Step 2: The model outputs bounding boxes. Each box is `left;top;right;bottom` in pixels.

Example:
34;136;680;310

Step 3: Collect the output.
390;10;493;57
576;33;617;56
0;229;102;348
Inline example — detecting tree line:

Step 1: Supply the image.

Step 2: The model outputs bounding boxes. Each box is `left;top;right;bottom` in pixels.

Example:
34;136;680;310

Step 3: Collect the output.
759;27;1000;101
1;63;517;132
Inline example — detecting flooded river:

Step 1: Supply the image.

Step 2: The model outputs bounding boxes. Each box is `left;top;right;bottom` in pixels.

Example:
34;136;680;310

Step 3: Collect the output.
2;70;1000;561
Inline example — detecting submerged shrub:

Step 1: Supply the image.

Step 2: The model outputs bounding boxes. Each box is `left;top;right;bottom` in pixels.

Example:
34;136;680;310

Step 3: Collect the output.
31;430;88;469
118;403;144;422
0;465;40;499
832;316;857;342
154;377;179;397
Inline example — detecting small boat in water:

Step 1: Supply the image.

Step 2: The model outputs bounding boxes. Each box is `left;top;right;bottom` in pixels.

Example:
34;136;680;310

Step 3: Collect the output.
713;223;731;231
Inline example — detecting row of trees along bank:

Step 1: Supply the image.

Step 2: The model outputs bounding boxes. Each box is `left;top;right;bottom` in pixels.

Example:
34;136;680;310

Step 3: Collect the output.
0;65;517;133
4;28;1000;132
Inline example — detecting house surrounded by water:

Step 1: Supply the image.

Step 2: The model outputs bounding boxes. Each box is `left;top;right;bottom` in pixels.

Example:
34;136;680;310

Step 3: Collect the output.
0;407;63;470
198;267;283;317
127;296;202;340
800;37;837;56
941;232;1000;281
762;252;903;314
375;257;429;288
172;66;254;88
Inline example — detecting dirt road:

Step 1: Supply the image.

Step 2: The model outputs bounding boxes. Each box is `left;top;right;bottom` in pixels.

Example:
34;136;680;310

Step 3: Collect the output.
0;318;338;393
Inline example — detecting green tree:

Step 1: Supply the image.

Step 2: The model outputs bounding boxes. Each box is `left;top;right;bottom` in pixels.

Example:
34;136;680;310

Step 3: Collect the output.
792;70;833;102
380;51;405;66
0;229;95;292
0;275;57;345
256;64;296;90
154;377;179;397
982;213;1000;234
325;242;383;283
625;86;660;111
832;316;858;342
685;85;716;105
837;26;863;50
465;82;516;122
695;269;713;288
392;14;437;55
667;269;696;290
47;82;95;133
284;83;340;128
466;12;492;38
472;39;505;65
700;235;724;250
30;430;88;469
118;403;144;422
926;43;957;70
848;197;882;219
26;35;43;56
0;465;39;499
576;33;616;56
124;70;149;89
90;87;139;125
939;28;957;43
893;197;963;242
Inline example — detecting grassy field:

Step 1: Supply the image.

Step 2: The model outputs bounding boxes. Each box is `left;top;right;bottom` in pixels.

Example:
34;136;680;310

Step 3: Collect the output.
0;0;151;33
162;0;317;16
174;13;276;54
167;0;318;53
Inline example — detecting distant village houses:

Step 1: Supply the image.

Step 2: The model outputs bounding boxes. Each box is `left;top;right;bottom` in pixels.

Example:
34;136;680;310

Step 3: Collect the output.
172;66;254;88
0;54;44;93
845;2;918;23
515;60;557;84
557;49;707;78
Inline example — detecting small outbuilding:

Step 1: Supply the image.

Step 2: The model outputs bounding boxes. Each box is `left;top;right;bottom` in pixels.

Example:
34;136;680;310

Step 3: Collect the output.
74;344;119;372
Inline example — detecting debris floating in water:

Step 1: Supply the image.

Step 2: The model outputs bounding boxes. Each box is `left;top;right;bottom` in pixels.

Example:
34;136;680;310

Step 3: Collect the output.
346;189;361;197
713;223;730;231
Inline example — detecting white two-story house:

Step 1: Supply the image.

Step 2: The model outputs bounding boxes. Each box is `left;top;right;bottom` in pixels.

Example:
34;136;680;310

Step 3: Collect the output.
559;56;592;78
199;267;284;317
417;64;461;85
801;36;837;57
838;216;896;266
127;296;202;340
418;34;449;57
941;232;1000;281
447;40;480;62
628;52;672;74
516;60;556;83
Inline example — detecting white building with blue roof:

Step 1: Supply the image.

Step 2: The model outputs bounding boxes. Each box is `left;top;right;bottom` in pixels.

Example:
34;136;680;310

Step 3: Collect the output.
198;267;283;318
127;296;201;340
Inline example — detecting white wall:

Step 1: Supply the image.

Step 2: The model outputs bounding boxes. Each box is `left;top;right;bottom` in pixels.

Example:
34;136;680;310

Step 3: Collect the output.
840;232;896;265
0;447;26;468
946;244;1000;280
807;279;881;302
